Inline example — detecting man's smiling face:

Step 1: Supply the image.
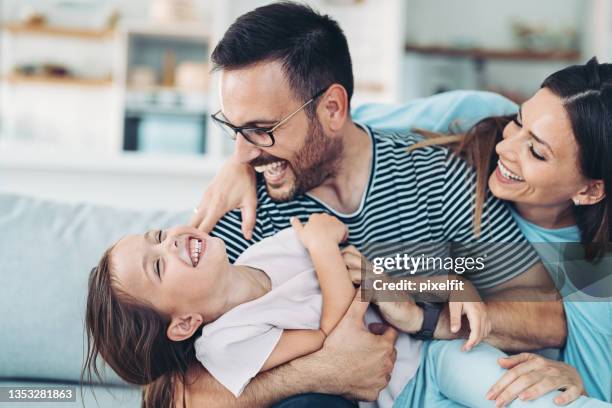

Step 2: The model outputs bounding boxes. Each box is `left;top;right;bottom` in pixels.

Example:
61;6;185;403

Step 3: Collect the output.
219;60;342;202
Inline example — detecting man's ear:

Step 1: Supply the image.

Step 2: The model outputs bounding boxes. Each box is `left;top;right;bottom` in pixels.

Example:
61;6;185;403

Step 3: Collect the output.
573;179;605;206
166;313;204;342
318;83;349;133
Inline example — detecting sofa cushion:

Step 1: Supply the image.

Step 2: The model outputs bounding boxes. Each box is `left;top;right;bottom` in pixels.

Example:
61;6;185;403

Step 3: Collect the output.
0;193;190;384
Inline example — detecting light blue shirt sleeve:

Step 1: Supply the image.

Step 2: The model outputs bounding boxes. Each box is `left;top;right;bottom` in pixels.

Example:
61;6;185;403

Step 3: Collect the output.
351;90;518;133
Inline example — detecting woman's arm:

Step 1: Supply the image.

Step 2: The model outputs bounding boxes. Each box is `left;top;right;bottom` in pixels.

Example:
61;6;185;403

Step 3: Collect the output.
291;214;356;335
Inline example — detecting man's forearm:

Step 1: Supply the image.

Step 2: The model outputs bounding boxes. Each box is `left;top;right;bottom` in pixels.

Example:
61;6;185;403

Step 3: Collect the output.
177;359;319;408
433;289;567;352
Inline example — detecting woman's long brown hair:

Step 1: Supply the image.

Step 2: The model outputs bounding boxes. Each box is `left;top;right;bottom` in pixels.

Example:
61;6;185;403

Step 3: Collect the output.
408;115;511;238
408;58;612;261
82;247;201;407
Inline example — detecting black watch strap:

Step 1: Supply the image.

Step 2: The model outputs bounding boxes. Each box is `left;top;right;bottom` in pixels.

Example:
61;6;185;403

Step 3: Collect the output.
413;301;443;340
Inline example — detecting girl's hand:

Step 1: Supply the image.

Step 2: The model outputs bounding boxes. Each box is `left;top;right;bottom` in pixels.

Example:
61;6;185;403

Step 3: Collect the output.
190;159;257;240
487;353;586;407
341;245;371;285
291;214;348;249
448;278;491;352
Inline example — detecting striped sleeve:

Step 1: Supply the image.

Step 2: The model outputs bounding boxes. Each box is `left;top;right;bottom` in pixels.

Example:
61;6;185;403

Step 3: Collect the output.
439;152;540;289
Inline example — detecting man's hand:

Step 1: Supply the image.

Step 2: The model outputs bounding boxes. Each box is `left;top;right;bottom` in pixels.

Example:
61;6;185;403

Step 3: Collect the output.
293;291;399;401
190;159;257;239
487;353;586;407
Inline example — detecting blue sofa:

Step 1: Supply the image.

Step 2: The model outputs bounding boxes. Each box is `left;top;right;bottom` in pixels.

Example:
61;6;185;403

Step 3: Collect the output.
0;193;191;407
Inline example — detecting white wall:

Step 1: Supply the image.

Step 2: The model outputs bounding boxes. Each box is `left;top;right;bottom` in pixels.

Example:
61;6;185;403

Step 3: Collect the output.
405;0;583;49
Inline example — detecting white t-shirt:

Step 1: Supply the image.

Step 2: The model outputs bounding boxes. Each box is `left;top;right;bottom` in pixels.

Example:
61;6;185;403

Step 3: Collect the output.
194;227;421;406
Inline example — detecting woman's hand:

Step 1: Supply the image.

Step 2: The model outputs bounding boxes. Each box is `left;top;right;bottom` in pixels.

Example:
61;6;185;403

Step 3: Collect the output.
448;278;491;352
291;214;348;250
486;353;586;407
190;159;257;239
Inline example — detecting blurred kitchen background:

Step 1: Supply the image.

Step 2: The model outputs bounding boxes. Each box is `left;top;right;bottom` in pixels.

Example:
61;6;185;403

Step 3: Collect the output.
0;0;609;210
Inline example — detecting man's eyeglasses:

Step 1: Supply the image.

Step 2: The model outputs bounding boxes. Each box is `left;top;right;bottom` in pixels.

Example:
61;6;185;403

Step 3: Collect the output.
211;87;328;147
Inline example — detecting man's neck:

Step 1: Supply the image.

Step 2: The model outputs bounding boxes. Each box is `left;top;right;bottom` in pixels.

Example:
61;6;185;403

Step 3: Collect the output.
308;121;372;214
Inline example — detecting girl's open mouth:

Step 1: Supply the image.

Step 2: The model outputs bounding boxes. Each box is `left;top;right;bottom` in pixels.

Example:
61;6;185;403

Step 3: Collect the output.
187;236;205;267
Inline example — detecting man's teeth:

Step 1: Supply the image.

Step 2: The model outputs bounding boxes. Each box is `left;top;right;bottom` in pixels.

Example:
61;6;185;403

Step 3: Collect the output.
190;238;202;266
254;161;285;174
498;161;525;182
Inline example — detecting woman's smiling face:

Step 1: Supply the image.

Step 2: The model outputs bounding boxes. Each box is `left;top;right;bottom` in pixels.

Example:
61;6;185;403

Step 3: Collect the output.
110;226;229;318
489;88;588;209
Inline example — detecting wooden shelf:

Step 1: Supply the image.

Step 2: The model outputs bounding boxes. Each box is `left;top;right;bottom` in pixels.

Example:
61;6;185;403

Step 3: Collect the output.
2;23;115;39
3;73;113;87
404;44;580;62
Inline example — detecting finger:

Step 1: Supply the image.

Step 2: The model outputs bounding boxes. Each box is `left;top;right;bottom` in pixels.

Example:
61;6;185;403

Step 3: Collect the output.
348;267;362;285
448;302;462;334
518;378;559;402
463;310;481;352
342;252;362;270
554;386;581;406
494;373;540;408
188;205;204;227
381;325;399;343
290;216;303;231
197;210;221;233
497;353;533;369
341;245;360;256
240;201;256;240
347;289;369;320
487;358;539;400
463;307;484;351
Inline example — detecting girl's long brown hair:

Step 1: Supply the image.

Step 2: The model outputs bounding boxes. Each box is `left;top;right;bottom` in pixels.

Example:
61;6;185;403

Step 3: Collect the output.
82;247;201;407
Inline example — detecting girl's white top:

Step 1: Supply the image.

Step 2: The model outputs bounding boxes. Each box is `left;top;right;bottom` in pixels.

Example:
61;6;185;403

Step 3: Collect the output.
194;227;421;407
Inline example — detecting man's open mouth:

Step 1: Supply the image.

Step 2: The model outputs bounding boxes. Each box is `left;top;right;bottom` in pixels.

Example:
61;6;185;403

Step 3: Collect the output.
254;160;289;185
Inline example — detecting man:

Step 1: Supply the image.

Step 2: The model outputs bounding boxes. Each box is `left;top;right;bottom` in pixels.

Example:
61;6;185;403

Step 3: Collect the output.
173;3;565;407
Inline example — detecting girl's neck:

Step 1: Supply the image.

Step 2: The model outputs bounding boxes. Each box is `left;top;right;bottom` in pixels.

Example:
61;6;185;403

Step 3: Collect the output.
513;201;575;229
217;265;271;316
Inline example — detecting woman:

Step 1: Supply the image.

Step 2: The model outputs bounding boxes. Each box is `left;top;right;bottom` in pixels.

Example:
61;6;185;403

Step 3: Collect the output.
193;58;611;407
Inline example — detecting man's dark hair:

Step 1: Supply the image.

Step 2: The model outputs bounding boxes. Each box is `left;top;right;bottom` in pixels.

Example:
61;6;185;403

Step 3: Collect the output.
211;1;354;115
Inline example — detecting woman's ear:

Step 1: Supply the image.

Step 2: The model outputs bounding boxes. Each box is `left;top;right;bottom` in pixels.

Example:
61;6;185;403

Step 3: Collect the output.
573;179;606;206
166;314;204;342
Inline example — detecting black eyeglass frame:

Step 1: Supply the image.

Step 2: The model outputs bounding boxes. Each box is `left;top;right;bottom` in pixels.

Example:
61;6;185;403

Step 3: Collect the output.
210;87;328;147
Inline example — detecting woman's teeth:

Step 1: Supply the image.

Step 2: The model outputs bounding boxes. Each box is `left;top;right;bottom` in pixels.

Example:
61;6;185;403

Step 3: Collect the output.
189;238;202;267
498;160;525;182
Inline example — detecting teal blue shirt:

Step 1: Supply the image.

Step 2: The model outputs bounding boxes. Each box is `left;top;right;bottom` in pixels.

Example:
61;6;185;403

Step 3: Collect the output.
510;210;612;402
353;92;610;402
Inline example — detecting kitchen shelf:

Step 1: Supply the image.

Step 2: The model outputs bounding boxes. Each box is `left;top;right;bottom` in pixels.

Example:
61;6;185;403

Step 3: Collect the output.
404;43;580;62
2;22;115;39
3;73;114;87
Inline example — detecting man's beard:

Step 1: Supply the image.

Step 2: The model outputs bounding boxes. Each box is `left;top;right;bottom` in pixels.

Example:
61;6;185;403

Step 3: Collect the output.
251;118;343;202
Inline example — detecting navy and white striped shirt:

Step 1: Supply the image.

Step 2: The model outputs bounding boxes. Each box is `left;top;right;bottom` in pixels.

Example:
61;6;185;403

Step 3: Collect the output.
211;125;539;290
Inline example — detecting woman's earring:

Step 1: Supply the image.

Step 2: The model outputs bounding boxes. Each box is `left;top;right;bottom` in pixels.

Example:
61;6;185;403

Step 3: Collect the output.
573;198;581;206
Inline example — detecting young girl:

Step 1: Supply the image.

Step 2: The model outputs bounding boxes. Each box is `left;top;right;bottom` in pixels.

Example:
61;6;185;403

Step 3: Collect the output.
83;212;488;407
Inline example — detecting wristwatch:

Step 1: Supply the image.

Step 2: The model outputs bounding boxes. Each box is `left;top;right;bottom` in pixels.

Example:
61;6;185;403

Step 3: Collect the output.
413;301;444;340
